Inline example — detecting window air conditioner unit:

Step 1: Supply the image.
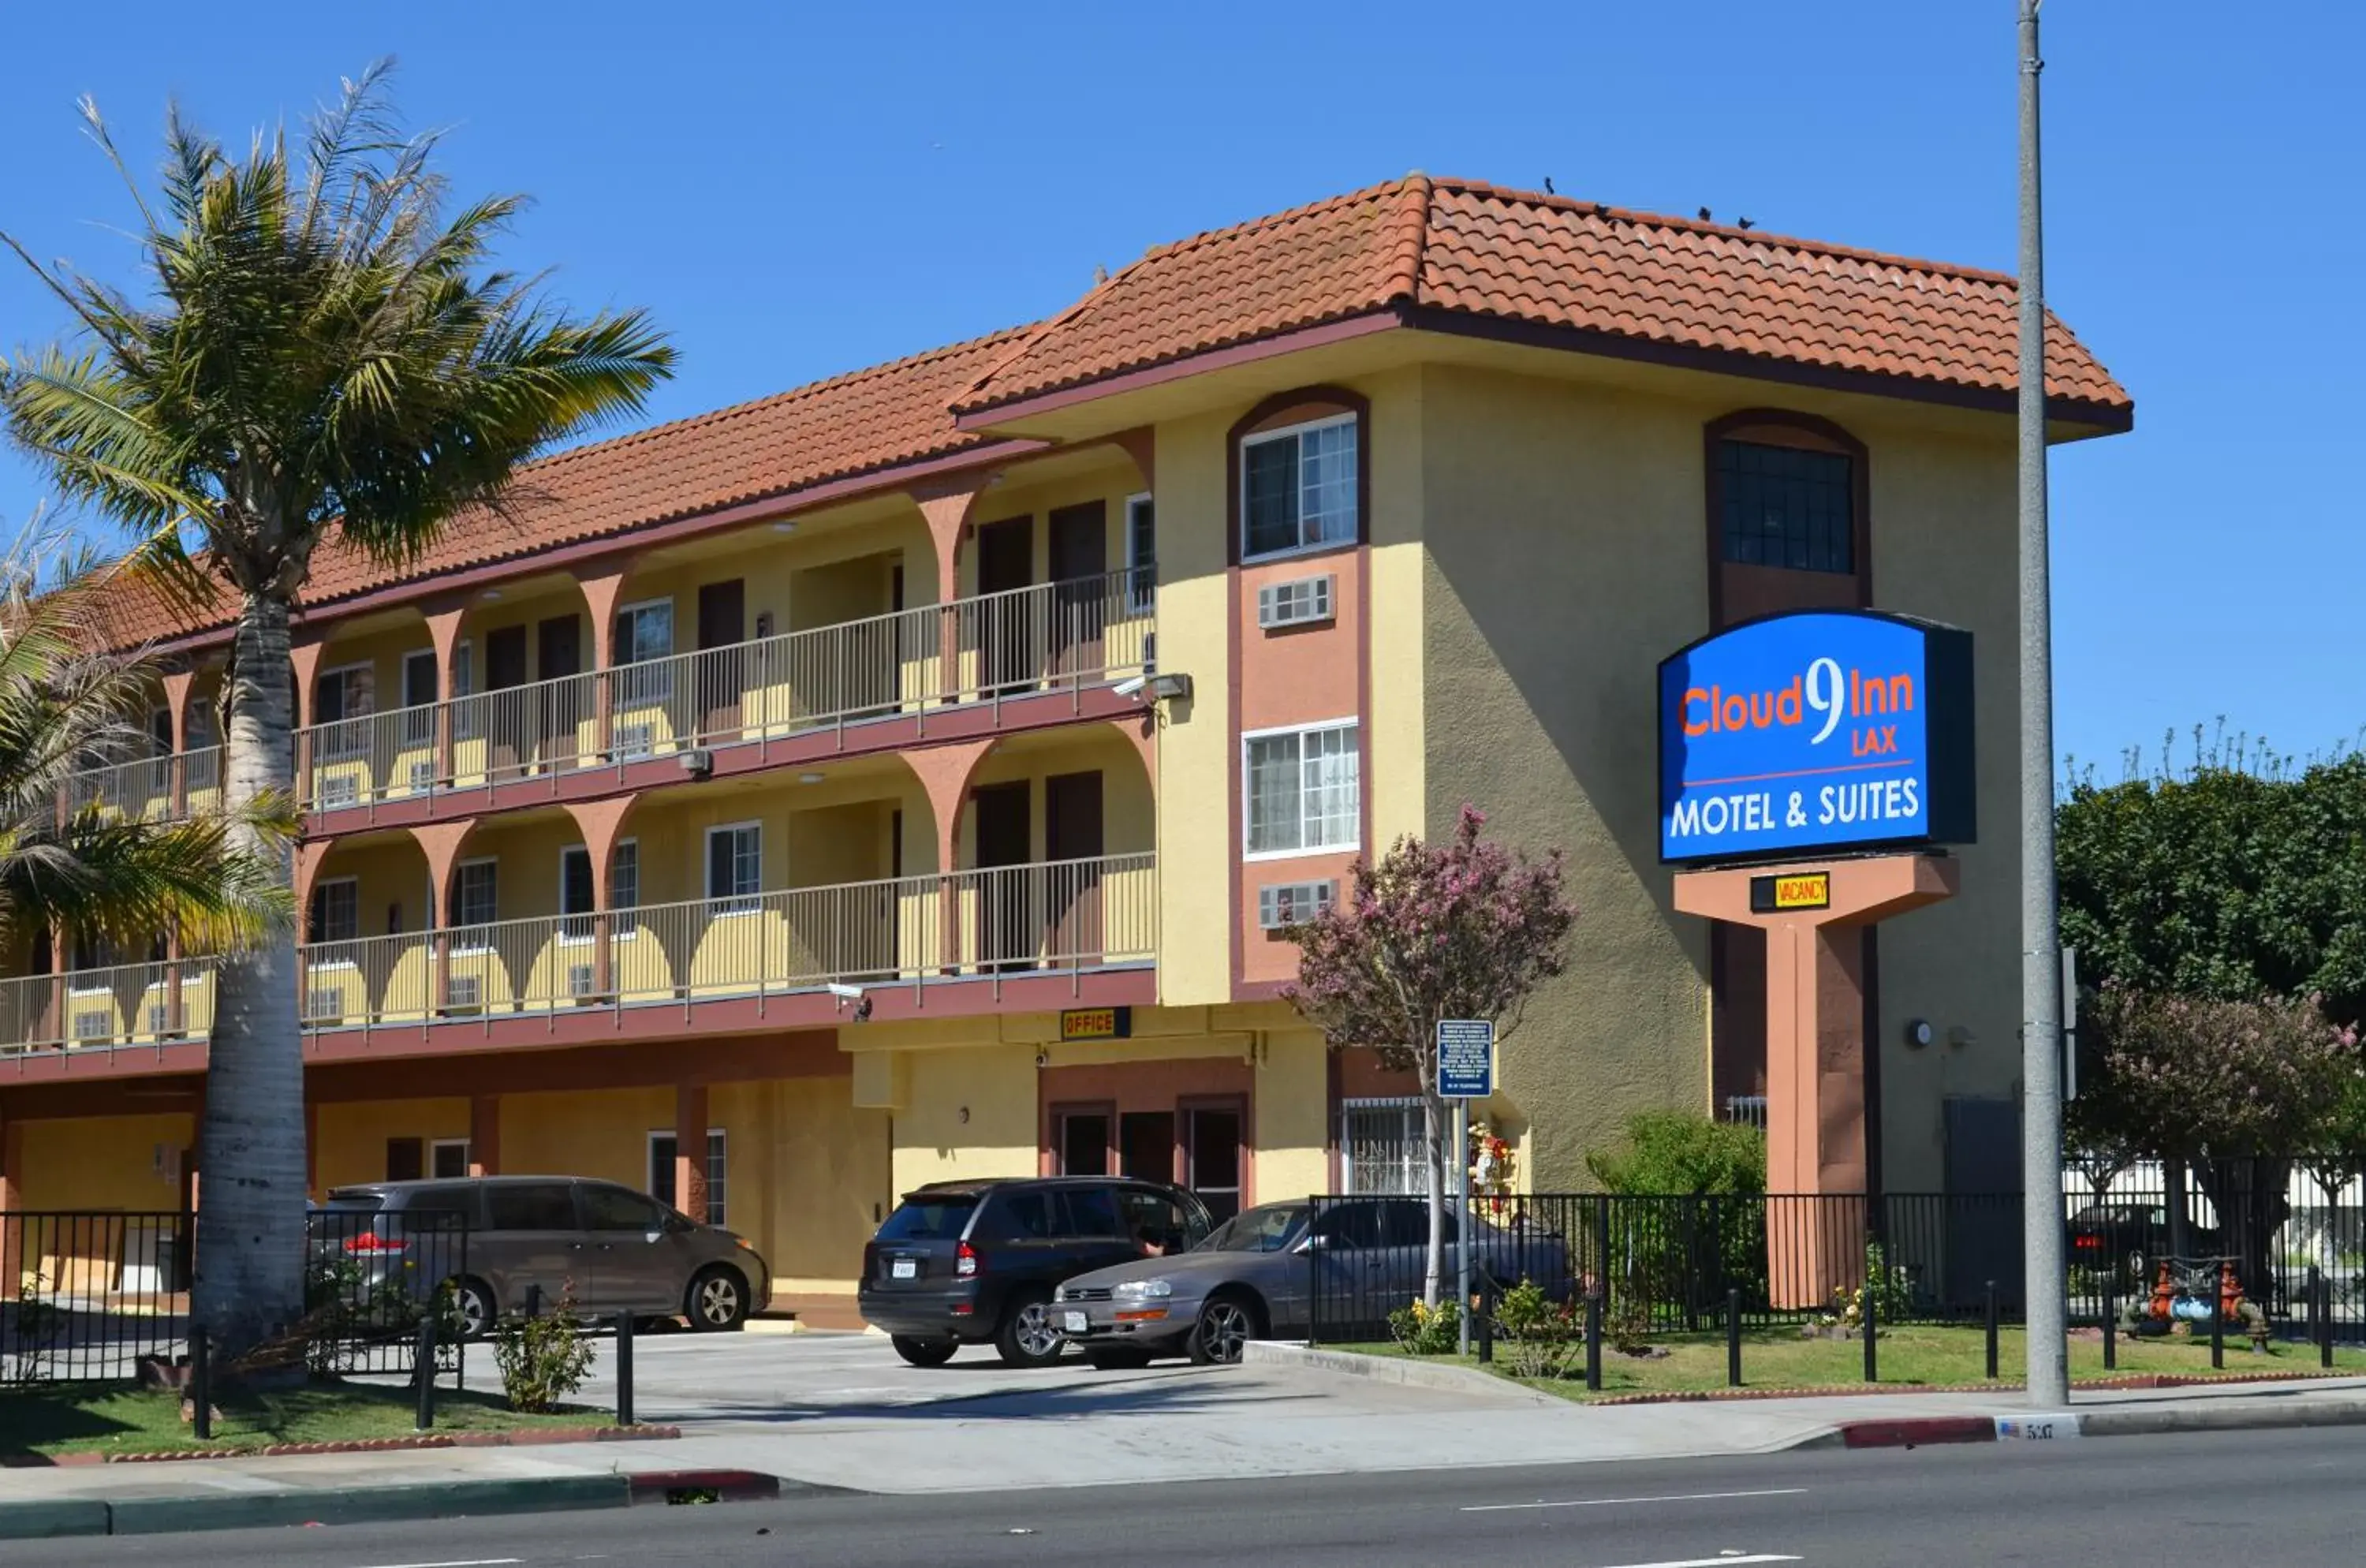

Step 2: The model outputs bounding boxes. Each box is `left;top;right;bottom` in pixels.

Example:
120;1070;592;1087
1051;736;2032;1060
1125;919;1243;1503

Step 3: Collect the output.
145;1004;170;1035
1257;879;1337;930
614;723;655;760
406;760;435;795
444;975;482;1011
73;1012;114;1041
568;963;597;998
305;988;344;1022
1256;575;1335;630
317;775;360;809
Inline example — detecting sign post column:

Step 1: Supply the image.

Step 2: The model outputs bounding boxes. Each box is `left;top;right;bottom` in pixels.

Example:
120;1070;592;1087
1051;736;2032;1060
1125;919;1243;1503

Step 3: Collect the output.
1437;1019;1495;1355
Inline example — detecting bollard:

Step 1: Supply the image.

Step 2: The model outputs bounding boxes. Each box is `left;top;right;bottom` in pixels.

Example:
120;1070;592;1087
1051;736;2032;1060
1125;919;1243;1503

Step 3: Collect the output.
189;1326;211;1442
1984;1280;2000;1380
1584;1290;1603;1392
614;1310;636;1428
2322;1274;2337;1370
1475;1282;1494;1365
2210;1292;2224;1370
2309;1264;2324;1354
1861;1271;1878;1383
1726;1287;1742;1387
2103;1287;2117;1371
415;1316;437;1431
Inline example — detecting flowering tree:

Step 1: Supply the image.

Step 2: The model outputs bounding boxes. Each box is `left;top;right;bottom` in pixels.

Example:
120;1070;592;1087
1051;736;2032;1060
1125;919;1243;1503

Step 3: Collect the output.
1287;807;1577;1306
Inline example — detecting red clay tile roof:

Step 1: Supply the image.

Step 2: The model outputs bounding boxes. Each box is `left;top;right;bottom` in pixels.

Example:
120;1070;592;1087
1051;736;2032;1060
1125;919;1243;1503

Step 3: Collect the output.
953;175;2131;417
118;326;1032;642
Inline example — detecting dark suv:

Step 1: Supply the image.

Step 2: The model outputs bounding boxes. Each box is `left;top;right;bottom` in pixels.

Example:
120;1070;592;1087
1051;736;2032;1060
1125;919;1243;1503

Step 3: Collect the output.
859;1177;1213;1368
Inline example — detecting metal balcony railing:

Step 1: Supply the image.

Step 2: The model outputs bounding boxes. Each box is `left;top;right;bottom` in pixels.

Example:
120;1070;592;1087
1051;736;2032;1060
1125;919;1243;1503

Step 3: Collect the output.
0;958;219;1054
296;853;1155;1029
63;746;226;823
293;569;1156;810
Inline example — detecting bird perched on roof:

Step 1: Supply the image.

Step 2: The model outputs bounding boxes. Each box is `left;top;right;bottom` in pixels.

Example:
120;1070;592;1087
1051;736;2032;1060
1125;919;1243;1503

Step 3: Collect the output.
1093;265;1108;285
1738;217;1756;231
1593;202;1610;218
1543;176;1554;194
1698;207;1712;222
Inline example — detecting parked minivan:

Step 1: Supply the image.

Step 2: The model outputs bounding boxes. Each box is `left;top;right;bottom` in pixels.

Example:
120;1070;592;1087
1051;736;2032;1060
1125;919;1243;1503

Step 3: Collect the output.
321;1176;771;1338
859;1177;1213;1368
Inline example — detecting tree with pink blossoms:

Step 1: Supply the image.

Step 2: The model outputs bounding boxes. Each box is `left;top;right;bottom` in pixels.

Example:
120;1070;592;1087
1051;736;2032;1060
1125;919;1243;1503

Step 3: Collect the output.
1286;806;1577;1307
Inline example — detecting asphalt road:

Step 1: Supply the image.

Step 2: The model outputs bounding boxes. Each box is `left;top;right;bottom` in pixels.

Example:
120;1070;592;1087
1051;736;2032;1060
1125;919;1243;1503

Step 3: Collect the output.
17;1422;2366;1566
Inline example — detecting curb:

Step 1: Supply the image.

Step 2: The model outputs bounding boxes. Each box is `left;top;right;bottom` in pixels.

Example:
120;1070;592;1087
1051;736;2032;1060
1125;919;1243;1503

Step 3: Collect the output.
1241;1342;1555;1405
28;1422;681;1466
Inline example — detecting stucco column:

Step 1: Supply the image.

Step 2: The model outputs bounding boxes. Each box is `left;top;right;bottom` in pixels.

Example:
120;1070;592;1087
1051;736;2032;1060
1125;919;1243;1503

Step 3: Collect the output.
1110;427;1155;492
902;739;994;973
424;601;468;790
161;668;196;816
468;1095;502;1177
412;819;478;1014
913;483;986;707
674;1081;709;1223
576;565;630;759
289;639;325;806
1674;853;1959;1308
562;797;636;998
0;1115;22;1299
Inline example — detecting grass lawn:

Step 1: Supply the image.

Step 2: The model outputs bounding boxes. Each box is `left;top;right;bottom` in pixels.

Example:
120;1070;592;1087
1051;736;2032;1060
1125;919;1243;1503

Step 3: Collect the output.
1350;1324;2366;1402
0;1379;615;1458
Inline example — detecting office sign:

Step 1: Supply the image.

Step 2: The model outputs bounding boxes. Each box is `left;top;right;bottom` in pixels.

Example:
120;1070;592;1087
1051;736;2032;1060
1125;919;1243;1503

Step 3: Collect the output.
1059;1007;1132;1043
1436;1019;1495;1099
1658;610;1974;864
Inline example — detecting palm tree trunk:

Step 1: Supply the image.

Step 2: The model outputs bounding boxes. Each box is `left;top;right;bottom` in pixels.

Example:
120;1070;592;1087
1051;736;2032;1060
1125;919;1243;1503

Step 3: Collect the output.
191;592;307;1357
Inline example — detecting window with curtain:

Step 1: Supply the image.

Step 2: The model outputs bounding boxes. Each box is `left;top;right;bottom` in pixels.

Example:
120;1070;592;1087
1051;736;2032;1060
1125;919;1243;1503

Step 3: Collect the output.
1125;494;1157;612
614;600;675;704
707;824;761;913
1241;415;1357;560
1244;721;1360;857
450;860;498;931
1717;438;1854;573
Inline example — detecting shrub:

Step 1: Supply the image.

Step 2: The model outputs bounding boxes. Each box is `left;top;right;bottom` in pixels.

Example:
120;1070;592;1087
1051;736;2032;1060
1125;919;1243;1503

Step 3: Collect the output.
1492;1279;1584;1380
1585;1111;1766;1196
494;1282;595;1412
1386;1297;1461;1356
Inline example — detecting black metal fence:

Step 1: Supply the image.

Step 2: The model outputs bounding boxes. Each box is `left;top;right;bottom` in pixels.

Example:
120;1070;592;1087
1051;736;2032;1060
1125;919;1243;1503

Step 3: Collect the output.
0;1208;468;1387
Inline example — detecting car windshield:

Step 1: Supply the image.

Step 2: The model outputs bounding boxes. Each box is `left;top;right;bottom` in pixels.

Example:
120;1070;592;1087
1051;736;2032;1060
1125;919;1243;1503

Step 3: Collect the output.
1196;1203;1305;1253
878;1194;980;1242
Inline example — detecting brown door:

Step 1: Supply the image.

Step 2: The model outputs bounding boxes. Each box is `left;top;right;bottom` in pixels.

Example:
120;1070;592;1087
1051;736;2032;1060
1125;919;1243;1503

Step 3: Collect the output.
538;614;582;767
385;1137;425;1182
1047;502;1107;679
974;516;1032;694
1120;1111;1176;1185
971;780;1031;970
486;625;528;776
1044;770;1105;963
696;580;745;742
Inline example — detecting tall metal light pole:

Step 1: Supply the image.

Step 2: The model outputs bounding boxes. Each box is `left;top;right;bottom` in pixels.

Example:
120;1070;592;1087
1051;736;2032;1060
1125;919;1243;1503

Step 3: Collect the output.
2017;0;2069;1409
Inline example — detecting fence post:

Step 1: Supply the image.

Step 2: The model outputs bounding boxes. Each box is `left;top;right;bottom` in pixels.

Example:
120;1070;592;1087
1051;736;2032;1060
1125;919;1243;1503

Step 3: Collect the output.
1584;1289;1603;1392
2323;1272;2337;1368
1591;1193;1610;1324
2103;1285;2116;1371
414;1316;437;1431
1984;1280;2000;1380
1726;1286;1742;1387
1861;1252;1878;1384
189;1325;211;1441
1681;1197;1698;1333
614;1309;635;1428
2308;1264;2324;1362
1476;1279;1494;1365
2210;1287;2224;1370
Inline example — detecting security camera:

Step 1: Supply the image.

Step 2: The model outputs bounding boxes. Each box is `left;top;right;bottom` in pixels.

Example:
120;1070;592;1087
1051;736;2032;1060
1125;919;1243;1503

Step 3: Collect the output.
827;982;866;1001
1111;674;1148;699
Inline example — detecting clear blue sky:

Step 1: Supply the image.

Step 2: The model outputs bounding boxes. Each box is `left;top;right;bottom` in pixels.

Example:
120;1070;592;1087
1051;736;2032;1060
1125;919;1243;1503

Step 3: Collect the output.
2;2;2357;775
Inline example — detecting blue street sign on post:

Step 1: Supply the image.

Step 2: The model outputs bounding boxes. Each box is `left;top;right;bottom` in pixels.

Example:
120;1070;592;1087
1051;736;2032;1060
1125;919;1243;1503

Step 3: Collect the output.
1437;1019;1494;1099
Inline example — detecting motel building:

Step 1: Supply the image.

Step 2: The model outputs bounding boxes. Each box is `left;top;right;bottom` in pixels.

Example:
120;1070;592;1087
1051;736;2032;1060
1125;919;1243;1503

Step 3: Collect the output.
0;177;2127;1316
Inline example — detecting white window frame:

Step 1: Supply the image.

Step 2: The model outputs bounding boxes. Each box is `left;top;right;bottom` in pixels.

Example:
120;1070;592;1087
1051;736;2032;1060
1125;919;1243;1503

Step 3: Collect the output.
429;1137;472;1180
1125;491;1156;614
646;1126;729;1226
450;857;499;950
1241;719;1361;862
610;838;640;938
313;661;375;759
706;822;763;915
308;875;361;964
1339;1097;1424;1196
1238;413;1358;564
614;597;676;704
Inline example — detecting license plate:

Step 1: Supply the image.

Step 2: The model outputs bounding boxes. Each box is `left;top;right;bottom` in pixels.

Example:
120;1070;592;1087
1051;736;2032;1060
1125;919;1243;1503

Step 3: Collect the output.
890;1258;916;1280
1062;1311;1089;1334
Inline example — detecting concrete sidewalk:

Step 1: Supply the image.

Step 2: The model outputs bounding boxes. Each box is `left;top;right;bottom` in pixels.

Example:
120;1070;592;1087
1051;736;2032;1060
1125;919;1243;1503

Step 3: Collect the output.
8;1348;2366;1537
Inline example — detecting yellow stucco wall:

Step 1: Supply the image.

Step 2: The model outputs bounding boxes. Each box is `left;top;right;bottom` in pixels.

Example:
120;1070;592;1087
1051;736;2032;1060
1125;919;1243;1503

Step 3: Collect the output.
313;1098;471;1192
711;1077;892;1290
1255;1027;1331;1203
499;1086;674;1189
16;1114;190;1211
890;1043;1041;1197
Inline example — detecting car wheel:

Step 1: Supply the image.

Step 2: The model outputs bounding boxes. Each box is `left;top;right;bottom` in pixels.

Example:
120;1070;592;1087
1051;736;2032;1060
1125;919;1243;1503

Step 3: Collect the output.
995;1290;1065;1368
891;1335;959;1368
1188;1291;1259;1366
686;1265;750;1331
451;1277;497;1342
1084;1346;1154;1371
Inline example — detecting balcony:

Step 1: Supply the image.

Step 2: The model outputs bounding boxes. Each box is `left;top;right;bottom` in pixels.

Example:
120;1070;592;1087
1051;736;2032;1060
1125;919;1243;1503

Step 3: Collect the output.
63;747;223;824
297;570;1154;815
0;855;1153;1060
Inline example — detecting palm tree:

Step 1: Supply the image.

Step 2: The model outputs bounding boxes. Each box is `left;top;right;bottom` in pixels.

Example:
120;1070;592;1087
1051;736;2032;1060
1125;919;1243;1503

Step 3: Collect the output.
0;512;287;995
0;65;675;1354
